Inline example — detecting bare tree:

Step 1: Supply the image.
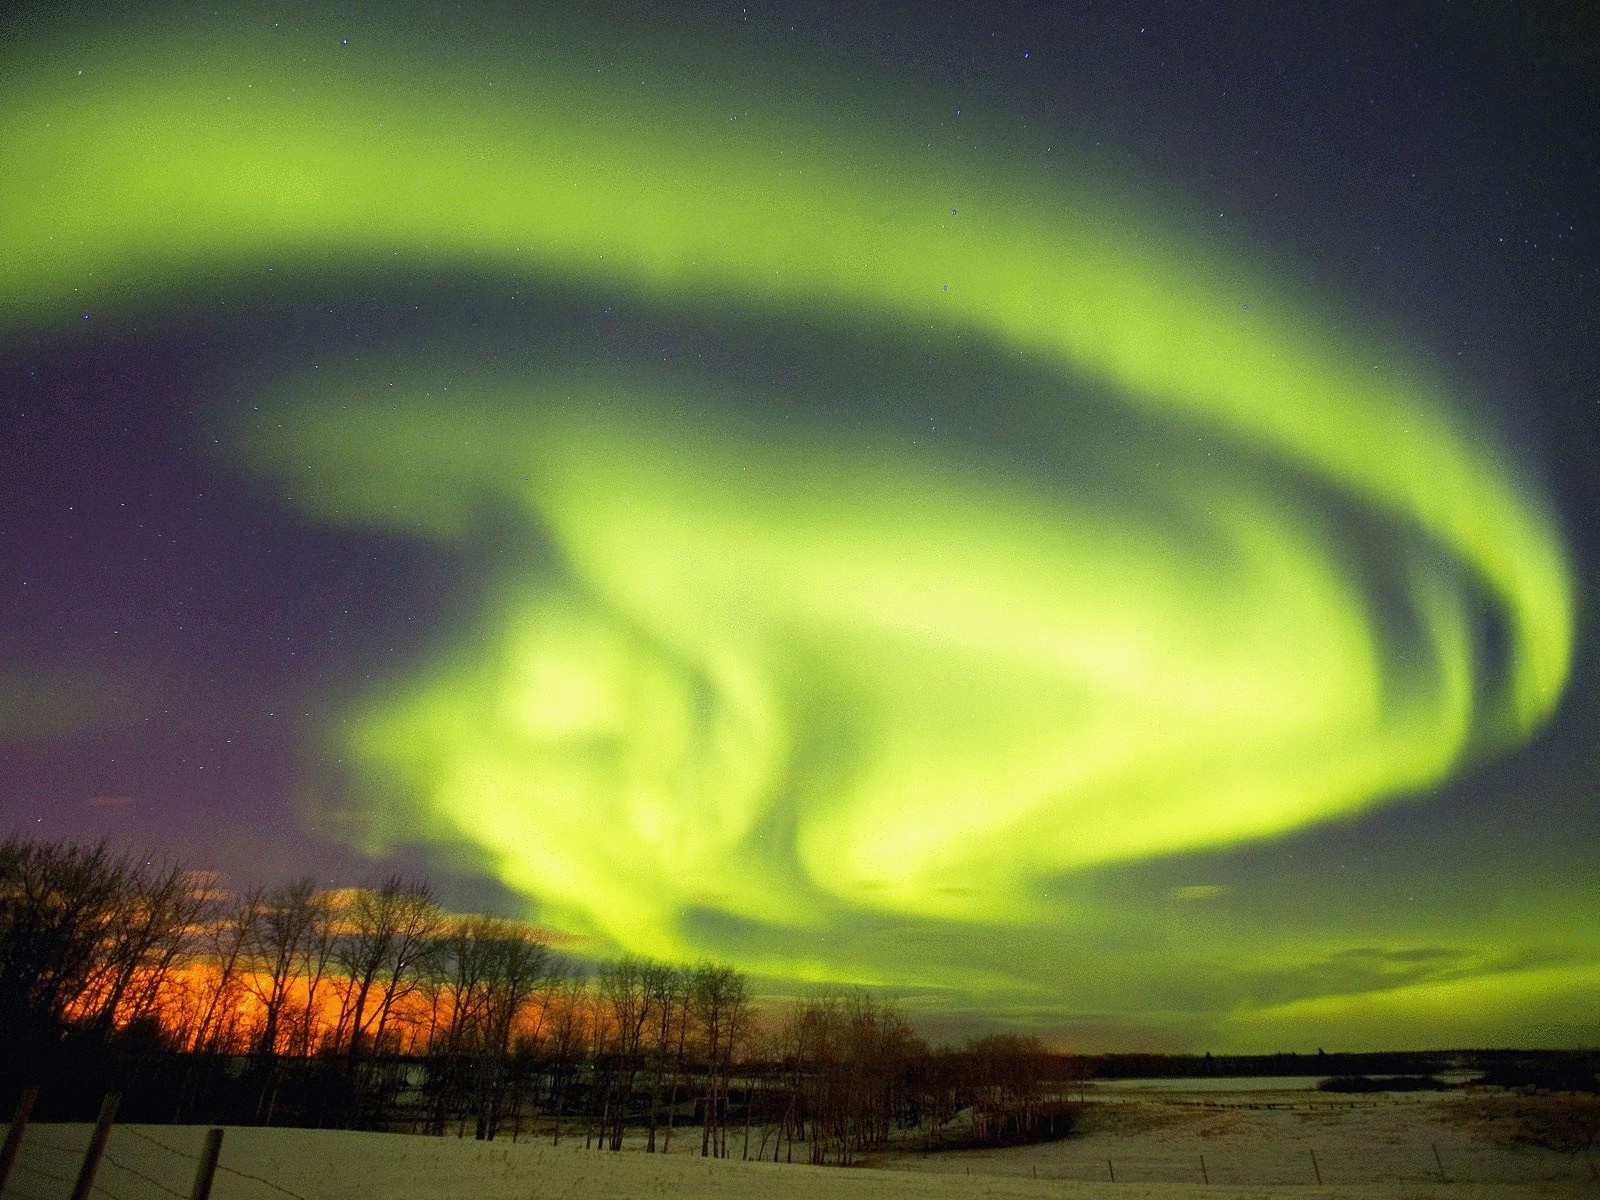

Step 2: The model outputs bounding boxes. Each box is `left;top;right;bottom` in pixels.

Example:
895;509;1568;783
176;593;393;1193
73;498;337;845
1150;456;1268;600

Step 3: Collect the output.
189;885;263;1054
424;914;496;1135
248;879;320;1059
1;837;133;1072
544;967;590;1146
965;1033;1062;1144
474;921;549;1138
595;954;656;1149
773;989;917;1165
332;876;442;1126
291;889;339;1057
335;875;443;1058
641;962;685;1152
171;883;264;1121
247;878;338;1123
77;860;207;1037
691;963;749;1157
9;837;1042;1160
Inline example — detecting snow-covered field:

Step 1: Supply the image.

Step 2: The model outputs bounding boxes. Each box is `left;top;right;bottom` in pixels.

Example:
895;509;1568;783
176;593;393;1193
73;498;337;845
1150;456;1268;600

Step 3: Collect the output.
10;1090;1594;1200
874;1086;1595;1193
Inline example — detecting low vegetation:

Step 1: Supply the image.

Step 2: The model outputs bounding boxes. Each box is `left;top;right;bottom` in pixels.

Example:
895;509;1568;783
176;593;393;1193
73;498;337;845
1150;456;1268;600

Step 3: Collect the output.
1447;1094;1600;1153
1317;1075;1450;1093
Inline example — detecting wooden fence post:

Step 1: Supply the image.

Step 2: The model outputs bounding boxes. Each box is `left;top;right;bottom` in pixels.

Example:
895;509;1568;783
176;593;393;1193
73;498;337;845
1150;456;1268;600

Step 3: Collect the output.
69;1092;120;1200
188;1128;225;1200
0;1085;40;1198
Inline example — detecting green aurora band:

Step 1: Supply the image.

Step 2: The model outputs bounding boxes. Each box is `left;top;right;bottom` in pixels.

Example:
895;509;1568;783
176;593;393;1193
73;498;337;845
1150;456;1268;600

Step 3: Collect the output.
0;15;1579;1023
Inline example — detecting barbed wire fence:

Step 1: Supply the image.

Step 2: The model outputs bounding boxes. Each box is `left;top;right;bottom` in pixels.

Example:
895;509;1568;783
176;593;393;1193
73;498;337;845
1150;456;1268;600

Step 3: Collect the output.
904;1139;1600;1188
125;1129;309;1200
5;1090;1596;1197
3;1102;310;1200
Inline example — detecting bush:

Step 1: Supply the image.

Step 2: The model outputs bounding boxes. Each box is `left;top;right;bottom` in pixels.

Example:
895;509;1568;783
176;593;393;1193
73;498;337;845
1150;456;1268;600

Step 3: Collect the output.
1471;1062;1599;1094
1317;1075;1447;1093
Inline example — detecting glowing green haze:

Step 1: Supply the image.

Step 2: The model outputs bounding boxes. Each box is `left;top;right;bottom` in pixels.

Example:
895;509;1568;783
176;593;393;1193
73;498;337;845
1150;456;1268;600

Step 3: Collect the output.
0;16;1574;985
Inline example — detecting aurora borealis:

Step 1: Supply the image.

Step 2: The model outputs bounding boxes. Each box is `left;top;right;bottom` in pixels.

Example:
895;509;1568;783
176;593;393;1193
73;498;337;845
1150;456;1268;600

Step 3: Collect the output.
3;2;1597;1051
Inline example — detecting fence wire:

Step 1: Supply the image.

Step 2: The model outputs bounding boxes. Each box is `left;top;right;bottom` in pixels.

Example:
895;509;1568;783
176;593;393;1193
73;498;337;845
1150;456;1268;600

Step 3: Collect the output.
14;1137;79;1159
213;1162;310;1200
121;1129;193;1160
125;1126;313;1200
10;1158;73;1188
97;1149;190;1199
11;1115;1595;1196
10;1124;314;1200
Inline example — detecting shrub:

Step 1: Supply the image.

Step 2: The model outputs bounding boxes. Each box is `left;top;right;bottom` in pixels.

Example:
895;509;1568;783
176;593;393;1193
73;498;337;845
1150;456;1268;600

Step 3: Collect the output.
1317;1075;1447;1093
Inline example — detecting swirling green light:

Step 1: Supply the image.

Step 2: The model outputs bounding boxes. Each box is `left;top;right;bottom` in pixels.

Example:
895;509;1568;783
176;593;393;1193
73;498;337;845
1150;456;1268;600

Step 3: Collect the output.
0;15;1573;983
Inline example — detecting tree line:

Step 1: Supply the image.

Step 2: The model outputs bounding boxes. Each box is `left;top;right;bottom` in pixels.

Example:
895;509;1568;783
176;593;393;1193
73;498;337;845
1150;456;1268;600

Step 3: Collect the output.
1;835;1073;1160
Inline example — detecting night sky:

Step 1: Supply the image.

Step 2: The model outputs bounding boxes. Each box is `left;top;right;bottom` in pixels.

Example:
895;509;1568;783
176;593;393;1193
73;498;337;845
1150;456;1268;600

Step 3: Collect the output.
3;1;1597;1052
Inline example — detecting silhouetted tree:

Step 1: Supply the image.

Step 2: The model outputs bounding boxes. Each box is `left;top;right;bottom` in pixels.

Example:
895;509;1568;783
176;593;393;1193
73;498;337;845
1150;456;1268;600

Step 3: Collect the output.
641;961;685;1152
333;875;442;1125
692;962;749;1157
248;878;339;1122
1;837;202;1084
78;859;206;1038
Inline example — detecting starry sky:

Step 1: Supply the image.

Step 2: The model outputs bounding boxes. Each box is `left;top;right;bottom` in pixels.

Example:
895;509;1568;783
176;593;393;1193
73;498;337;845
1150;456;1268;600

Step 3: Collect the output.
3;1;1597;1053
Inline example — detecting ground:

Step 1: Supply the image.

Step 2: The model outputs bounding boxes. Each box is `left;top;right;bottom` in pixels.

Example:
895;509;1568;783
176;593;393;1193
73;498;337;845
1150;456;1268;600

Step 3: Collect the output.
9;1085;1594;1200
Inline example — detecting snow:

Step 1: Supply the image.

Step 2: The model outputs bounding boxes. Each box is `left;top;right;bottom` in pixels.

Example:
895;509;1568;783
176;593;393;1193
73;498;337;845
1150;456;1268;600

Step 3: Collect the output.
10;1090;1593;1200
